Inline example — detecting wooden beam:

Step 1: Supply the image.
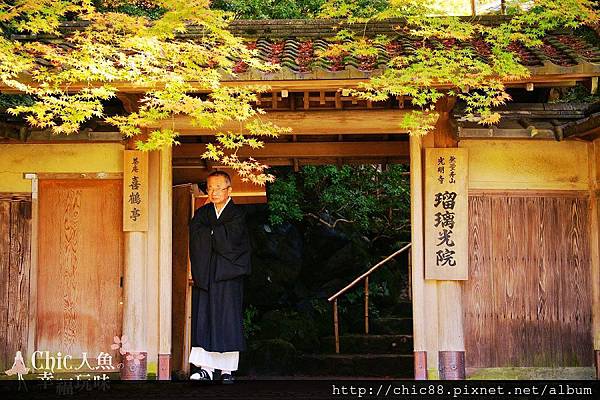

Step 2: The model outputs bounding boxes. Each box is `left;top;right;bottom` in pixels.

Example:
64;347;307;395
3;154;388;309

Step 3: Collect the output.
173;141;409;160
335;91;342;109
575;126;600;140
150;109;419;135
271;91;278;109
116;93;143;114
458;127;556;139
33;172;122;180
397;95;405;109
0;75;591;94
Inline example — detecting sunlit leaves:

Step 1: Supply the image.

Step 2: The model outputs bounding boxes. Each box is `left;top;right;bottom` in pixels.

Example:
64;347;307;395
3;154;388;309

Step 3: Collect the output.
318;0;597;133
202;146;275;185
0;0;286;185
1;0;94;35
198;119;292;185
136;128;180;151
8;89;111;134
400;110;439;136
245;119;292;137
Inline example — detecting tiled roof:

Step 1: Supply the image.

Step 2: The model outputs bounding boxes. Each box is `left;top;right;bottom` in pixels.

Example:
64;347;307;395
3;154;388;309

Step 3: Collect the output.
10;17;600;80
221;19;600;79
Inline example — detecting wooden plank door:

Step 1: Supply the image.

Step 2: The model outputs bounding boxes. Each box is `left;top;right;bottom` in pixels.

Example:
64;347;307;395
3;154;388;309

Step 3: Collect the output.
171;184;193;376
36;179;123;359
464;192;592;367
0;195;32;370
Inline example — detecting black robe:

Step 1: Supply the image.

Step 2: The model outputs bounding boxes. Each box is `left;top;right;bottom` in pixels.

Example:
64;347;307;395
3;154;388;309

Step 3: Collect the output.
188;199;251;352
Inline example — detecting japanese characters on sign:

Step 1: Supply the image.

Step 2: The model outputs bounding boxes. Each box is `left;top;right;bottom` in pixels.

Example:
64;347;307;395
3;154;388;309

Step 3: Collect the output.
123;150;148;231
425;148;468;280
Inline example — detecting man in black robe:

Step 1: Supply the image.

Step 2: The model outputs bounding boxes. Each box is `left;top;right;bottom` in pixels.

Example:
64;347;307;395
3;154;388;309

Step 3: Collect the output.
188;171;251;383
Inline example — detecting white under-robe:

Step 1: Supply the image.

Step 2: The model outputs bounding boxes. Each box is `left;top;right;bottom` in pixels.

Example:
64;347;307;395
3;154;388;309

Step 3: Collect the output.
188;346;239;371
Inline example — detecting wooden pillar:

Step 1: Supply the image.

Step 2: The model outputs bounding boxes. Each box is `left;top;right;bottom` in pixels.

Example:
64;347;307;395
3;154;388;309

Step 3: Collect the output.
437;282;465;379
433;96;466;380
146;150;160;378
410;134;428;379
122;140;148;380
421;131;440;379
122;231;148;379
158;146;173;380
590;139;600;379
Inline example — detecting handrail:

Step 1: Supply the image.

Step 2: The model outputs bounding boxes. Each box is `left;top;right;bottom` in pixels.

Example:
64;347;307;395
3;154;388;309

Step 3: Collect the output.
327;242;412;354
328;243;412;302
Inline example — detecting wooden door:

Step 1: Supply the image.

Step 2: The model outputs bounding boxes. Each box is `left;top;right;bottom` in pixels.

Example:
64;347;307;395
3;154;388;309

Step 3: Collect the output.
0;194;31;370
464;192;592;367
36;179;123;359
171;184;193;376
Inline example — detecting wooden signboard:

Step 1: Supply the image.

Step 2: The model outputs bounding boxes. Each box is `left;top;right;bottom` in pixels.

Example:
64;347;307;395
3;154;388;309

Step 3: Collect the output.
123;150;148;231
425;148;468;280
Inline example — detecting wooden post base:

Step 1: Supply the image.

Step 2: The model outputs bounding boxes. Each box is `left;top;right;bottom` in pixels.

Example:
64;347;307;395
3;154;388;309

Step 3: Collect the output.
158;353;171;380
120;352;148;380
595;350;600;380
438;351;465;380
414;351;428;380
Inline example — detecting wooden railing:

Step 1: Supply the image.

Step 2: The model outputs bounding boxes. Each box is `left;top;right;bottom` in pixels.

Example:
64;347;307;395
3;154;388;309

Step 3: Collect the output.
327;243;412;354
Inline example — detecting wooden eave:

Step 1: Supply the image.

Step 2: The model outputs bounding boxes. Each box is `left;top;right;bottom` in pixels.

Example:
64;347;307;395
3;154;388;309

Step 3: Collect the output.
561;111;600;140
454;102;600;141
0;74;594;95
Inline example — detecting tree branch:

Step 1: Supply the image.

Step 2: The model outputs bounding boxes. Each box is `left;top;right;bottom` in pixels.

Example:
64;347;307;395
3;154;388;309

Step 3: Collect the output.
305;212;354;229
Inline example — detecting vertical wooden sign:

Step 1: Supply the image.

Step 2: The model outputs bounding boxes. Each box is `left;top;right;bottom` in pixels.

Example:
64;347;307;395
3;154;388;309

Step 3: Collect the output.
425;148;468;280
123;150;148;232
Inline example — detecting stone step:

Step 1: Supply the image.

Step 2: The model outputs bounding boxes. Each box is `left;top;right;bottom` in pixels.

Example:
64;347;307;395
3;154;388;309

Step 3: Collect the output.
295;353;413;378
320;334;413;354
371;317;413;335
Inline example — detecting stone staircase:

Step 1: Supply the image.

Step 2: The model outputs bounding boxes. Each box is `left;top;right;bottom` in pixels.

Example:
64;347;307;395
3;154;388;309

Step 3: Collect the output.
293;302;414;378
238;302;414;378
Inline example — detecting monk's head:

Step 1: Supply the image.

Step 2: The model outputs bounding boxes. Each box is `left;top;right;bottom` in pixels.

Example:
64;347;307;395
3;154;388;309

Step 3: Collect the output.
207;171;232;207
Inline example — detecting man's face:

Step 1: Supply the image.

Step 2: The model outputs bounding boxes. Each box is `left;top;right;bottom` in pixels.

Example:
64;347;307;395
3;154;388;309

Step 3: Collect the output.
207;175;232;205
